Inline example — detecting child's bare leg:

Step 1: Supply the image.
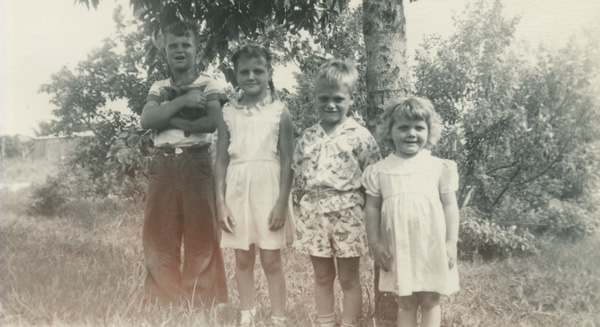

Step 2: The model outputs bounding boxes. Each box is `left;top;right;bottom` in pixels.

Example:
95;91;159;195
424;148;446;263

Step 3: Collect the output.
336;257;362;326
259;248;286;318
310;256;336;316
397;294;418;327
235;245;256;310
418;292;441;327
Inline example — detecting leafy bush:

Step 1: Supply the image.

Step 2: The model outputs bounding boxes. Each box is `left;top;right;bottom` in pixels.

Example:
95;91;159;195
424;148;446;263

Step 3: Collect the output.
28;163;115;217
28;160;147;217
414;0;600;236
105;127;155;202
54;111;153;203
458;207;537;260
29;174;71;217
545;199;599;241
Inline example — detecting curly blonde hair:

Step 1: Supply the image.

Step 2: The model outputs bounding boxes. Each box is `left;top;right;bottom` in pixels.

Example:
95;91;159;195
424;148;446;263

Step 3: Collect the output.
377;97;443;150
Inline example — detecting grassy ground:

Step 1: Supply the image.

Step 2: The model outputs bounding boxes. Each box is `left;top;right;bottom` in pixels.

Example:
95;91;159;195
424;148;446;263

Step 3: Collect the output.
1;159;599;326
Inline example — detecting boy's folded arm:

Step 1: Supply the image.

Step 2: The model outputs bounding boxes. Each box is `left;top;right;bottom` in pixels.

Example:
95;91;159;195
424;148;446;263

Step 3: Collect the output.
140;98;185;130
167;99;220;133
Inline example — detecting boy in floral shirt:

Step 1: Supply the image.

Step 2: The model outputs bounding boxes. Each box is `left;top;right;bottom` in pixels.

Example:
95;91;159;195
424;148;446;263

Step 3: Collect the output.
293;59;380;327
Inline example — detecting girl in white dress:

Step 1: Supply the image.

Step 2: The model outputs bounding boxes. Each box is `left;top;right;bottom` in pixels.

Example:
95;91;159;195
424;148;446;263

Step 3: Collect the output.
215;44;294;327
362;97;460;327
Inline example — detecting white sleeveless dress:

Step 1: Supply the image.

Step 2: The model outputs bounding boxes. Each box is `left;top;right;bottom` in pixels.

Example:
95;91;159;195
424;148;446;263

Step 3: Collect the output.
220;97;294;250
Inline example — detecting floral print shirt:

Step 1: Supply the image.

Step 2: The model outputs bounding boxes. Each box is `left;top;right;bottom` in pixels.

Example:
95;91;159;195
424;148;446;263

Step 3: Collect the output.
293;118;381;213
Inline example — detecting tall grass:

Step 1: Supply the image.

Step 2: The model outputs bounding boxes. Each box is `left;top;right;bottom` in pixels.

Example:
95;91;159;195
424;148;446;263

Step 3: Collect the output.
1;159;599;326
444;238;600;326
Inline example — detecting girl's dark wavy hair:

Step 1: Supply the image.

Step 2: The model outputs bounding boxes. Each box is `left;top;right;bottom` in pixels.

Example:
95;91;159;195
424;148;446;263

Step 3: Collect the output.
231;44;275;94
377;97;443;150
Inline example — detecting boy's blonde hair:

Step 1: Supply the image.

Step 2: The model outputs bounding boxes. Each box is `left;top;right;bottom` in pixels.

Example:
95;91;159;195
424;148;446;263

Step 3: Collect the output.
377;97;443;149
314;59;359;94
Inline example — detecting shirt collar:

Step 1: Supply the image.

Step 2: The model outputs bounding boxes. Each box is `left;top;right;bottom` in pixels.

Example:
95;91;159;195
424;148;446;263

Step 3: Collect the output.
230;92;274;115
389;148;431;163
317;117;361;138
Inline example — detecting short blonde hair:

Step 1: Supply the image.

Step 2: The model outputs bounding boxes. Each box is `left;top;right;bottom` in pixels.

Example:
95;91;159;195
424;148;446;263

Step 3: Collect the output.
314;59;359;94
377;97;443;149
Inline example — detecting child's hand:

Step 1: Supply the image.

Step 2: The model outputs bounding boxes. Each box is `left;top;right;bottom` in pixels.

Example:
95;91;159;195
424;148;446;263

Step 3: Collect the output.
217;202;235;233
180;89;207;111
370;242;392;272
446;241;457;269
268;201;287;231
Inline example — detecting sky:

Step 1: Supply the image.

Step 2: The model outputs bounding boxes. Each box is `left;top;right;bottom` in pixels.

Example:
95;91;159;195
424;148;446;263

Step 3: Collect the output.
1;0;599;137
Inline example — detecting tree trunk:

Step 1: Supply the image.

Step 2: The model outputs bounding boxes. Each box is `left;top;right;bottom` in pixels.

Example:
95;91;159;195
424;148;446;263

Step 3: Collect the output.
362;0;410;325
362;0;410;131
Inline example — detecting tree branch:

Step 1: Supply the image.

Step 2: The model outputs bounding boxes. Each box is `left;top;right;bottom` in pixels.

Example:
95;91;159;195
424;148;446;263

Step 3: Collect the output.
490;160;523;208
486;160;519;175
511;124;579;188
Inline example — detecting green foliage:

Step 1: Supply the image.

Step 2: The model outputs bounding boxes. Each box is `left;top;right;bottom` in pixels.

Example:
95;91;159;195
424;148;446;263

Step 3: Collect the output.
78;0;350;78
28;162;110;217
545;198;600;241
38;108;150;203
458;207;537;260
39;8;150;137
28;146;149;217
28;174;71;217
67;110;139;195
105;127;155;202
414;0;600;242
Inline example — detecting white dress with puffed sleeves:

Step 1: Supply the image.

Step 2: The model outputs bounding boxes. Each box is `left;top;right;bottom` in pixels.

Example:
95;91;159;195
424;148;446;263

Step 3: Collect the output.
362;150;459;296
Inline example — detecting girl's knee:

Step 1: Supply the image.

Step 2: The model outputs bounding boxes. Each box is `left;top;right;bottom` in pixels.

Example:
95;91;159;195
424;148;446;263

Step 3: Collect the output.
418;292;441;309
260;251;283;275
235;249;256;271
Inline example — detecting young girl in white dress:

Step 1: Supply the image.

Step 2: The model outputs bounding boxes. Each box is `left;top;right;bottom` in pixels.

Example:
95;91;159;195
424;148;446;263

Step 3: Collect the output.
215;44;294;327
362;97;460;327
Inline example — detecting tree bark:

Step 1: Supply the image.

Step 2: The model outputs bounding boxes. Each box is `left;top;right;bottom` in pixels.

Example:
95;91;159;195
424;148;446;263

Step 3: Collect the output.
362;0;410;325
362;0;410;131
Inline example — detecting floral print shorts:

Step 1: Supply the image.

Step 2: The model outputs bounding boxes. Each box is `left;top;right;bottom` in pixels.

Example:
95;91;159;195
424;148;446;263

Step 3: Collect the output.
294;205;369;258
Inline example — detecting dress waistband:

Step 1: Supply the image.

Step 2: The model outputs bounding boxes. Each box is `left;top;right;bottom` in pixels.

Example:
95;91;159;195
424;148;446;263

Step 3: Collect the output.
229;156;279;166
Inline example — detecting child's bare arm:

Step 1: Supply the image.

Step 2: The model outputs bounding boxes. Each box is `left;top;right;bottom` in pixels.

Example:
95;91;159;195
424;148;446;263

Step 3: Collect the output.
140;90;206;130
441;192;460;269
167;98;220;133
214;110;234;233
268;107;294;231
365;194;392;271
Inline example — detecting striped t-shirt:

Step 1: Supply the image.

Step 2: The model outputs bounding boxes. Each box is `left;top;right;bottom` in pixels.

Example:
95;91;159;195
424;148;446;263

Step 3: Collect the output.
145;75;227;147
